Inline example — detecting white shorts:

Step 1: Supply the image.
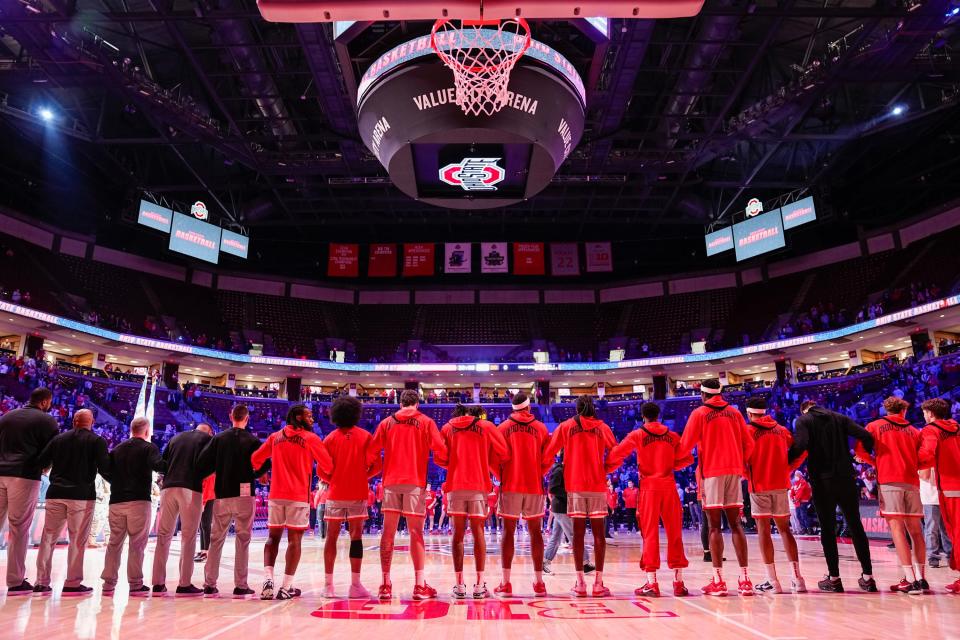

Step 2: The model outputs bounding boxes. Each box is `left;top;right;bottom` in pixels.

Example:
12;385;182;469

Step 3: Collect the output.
702;475;743;510
498;492;546;520
750;490;790;518
268;499;310;530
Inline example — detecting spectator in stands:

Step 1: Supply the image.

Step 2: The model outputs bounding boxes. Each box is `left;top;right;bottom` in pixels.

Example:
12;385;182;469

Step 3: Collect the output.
788;471;812;534
0;386;60;595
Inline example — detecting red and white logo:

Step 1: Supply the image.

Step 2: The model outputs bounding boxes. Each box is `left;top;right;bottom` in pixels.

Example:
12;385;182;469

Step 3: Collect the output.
745;197;763;217
191;201;209;220
439;157;505;192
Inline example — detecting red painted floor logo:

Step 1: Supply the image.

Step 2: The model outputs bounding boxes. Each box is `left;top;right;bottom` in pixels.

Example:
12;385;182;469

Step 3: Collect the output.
439;157;505;191
310;598;678;621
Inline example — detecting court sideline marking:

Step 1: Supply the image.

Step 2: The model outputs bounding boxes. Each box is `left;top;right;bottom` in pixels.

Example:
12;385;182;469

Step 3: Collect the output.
168;589;318;640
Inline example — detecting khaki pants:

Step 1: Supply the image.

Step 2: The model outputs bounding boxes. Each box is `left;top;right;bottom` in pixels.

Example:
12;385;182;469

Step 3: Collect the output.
36;499;95;587
151;488;202;588
101;501;152;589
0;476;41;587
204;496;254;590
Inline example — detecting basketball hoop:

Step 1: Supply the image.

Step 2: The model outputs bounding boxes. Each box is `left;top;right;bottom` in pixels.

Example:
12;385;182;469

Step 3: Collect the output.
431;17;531;117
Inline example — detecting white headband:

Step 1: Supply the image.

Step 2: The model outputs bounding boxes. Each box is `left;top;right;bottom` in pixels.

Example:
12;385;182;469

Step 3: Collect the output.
701;383;722;394
512;398;530;410
746;408;766;415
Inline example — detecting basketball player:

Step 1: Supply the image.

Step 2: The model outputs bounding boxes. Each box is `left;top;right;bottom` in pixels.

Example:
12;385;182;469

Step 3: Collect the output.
101;416;166;596
151;423;213;596
196;404;266;598
789;400;876;592
321;396;379;599
494;391;551;597
0;387;59;595
424;483;437;532
855;397;926;594
622;481;639;533
33;409;108;596
606;402;693;597
743;398;807;594
918;398;960;593
370;389;447;600
437;404;509;598
542;395;617;597
679;379;755;596
252;404;333;600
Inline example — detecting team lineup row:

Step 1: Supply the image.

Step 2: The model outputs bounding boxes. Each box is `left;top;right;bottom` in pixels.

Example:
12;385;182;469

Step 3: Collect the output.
0;381;958;602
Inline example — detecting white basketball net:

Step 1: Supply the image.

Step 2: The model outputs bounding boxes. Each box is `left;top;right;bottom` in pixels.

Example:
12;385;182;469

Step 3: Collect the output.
431;18;531;117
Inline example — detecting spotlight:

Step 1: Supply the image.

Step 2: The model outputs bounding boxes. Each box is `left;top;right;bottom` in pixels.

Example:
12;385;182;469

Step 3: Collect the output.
38;107;55;122
891;105;906;116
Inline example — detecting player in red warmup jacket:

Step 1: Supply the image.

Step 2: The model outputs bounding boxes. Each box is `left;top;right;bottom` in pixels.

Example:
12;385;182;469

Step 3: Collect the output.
492;391;552;597
918;398;960;593
542;395;617;598
855;396;926;594
369;389;447;601
621;481;639;532
319;396;381;600
251;404;333;601
679;379;755;597
743;397;807;594
606;402;693;597
435;405;509;599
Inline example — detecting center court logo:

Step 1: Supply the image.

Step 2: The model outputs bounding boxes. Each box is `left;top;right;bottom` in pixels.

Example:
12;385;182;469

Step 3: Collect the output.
439;157;505;192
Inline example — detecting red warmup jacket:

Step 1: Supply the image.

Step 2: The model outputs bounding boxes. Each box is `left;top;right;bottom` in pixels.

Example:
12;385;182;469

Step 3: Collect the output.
919;419;960;493
370;406;447;487
543;415;617;494
789;478;812;507
435;415;509;493
321;426;381;501
746;415;806;493
622;486;639;508
855;415;921;487
425;489;437;511
606;487;619;509
201;474;216;505
367;489;376;508
496;411;551;494
251;425;333;503
680;395;753;479
607;422;694;491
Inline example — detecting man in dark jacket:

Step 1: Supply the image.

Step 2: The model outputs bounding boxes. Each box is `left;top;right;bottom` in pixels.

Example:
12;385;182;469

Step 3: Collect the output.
788;401;876;593
542;458;593;574
100;416;166;596
196;405;265;597
0;387;59;595
151;423;213;596
34;409;109;596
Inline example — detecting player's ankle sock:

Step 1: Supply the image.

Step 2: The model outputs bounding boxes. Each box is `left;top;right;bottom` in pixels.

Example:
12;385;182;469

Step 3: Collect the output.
765;564;778;582
351;572;361;586
714;568;723;583
913;563;925;580
325;573;334;587
791;561;801;578
861;574;872;580
646;572;657;584
829;576;840;580
415;570;424;587
265;566;275;581
282;574;294;590
674;568;683;581
502;569;511;583
476;571;484;585
902;566;916;582
455;572;464;586
382;572;391;586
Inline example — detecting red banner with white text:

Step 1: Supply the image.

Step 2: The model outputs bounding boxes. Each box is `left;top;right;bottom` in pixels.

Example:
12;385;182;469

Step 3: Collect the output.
403;243;435;276
327;243;359;277
368;244;397;277
513;243;545;275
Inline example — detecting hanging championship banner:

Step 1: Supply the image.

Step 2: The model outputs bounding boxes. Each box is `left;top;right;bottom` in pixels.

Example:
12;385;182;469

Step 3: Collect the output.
550;243;580;276
327;243;359;277
403;243;435;276
585;242;613;272
444;242;472;274
368;243;397;277
513;242;545;275
480;242;509;273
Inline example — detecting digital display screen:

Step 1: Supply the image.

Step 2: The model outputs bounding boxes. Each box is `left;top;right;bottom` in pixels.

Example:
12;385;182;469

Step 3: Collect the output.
704;226;734;256
780;196;817;230
220;229;249;259
413;143;530;199
733;209;785;261
137;200;173;233
169;212;221;264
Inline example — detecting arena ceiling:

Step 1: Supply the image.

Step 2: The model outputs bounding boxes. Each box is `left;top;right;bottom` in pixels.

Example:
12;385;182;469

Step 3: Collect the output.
1;0;960;272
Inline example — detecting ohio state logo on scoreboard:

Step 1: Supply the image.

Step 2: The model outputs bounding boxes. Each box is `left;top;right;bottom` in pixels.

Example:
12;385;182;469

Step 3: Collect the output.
745;197;763;217
439;157;505;192
191;200;209;220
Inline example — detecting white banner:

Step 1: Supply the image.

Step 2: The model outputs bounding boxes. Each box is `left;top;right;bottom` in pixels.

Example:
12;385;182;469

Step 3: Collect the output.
480;242;509;273
585;242;613;272
550;243;580;276
444;242;472;273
